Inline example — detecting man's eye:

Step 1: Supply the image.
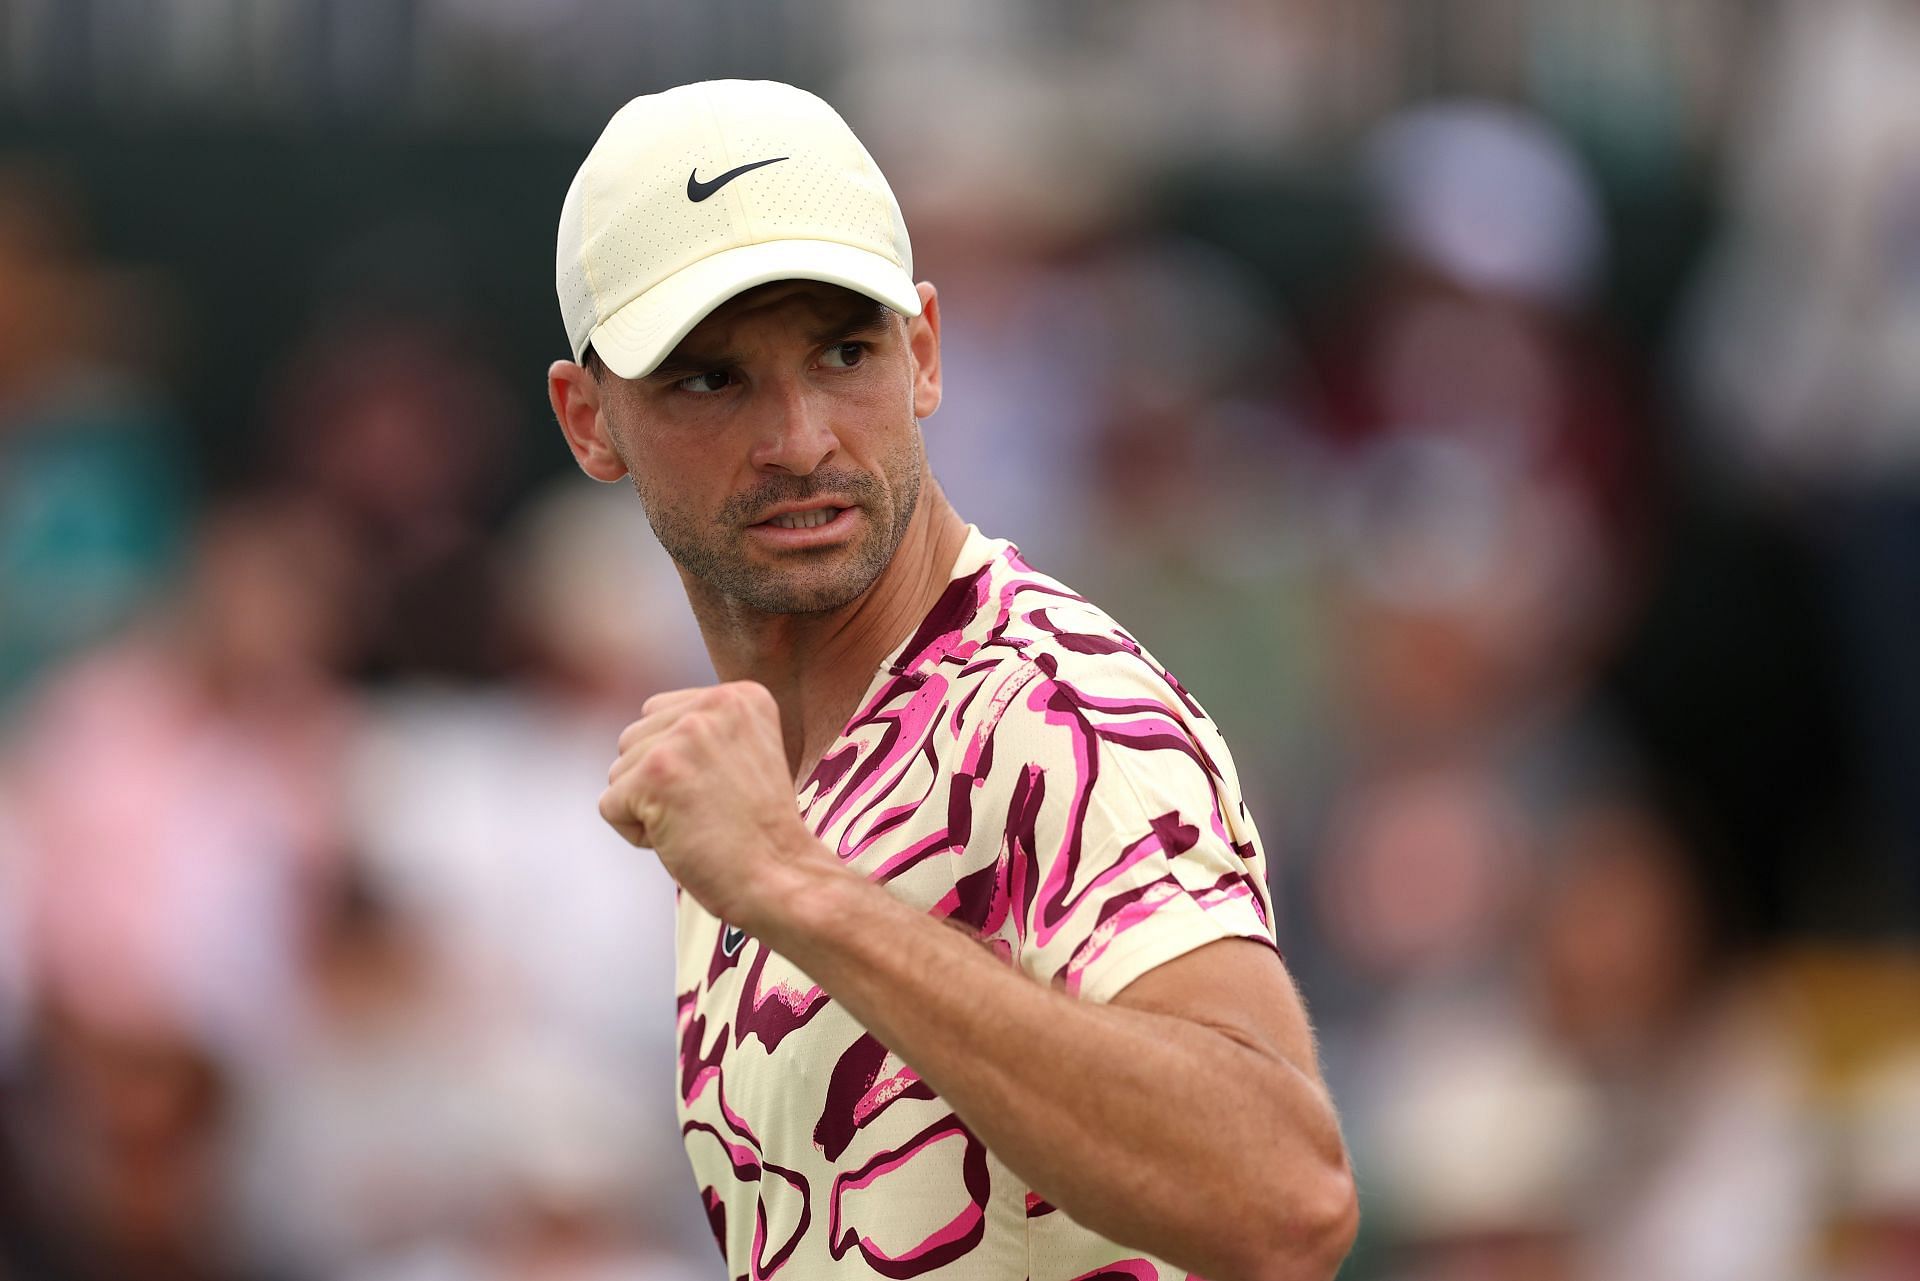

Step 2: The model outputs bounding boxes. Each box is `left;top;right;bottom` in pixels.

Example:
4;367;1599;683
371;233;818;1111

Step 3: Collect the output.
820;342;866;369
676;370;733;394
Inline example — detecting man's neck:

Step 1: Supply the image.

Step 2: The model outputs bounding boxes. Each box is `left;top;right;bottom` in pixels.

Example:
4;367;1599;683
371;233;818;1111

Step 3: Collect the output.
687;483;970;783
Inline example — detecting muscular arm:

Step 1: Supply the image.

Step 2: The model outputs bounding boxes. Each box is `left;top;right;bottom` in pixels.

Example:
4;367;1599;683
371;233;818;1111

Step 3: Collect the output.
602;680;1357;1281
755;854;1358;1281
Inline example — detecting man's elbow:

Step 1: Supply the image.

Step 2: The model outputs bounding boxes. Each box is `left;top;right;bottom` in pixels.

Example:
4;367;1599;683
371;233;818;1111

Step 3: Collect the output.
1300;1161;1361;1280
1238;1158;1359;1281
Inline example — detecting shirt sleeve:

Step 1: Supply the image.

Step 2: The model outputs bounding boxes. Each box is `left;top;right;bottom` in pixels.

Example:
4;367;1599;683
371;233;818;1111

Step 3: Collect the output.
966;650;1279;1005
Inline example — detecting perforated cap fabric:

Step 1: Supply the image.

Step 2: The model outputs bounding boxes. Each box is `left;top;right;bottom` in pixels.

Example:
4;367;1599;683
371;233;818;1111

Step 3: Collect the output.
556;79;922;379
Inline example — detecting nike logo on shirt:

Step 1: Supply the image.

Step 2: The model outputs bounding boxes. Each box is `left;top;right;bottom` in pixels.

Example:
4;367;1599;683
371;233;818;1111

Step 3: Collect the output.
687;156;788;202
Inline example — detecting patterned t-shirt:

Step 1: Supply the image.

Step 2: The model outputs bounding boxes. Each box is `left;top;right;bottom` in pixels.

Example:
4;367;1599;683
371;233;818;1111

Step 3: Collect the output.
674;526;1278;1280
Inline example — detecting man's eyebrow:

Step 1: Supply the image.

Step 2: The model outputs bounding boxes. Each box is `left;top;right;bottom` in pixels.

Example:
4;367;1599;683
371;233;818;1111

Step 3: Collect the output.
646;347;739;382
646;300;894;381
812;298;893;343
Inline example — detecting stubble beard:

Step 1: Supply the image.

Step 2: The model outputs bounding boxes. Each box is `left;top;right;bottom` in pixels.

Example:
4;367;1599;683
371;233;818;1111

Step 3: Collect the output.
636;426;924;616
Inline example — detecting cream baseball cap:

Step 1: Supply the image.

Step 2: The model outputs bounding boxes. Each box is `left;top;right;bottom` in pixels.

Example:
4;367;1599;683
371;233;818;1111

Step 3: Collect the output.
556;79;922;379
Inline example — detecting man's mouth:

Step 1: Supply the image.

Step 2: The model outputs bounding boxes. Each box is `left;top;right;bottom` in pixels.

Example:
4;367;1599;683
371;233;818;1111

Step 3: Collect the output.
758;506;846;531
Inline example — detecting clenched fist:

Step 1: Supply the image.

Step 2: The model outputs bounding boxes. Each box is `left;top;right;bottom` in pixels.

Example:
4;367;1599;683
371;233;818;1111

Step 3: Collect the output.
600;680;835;931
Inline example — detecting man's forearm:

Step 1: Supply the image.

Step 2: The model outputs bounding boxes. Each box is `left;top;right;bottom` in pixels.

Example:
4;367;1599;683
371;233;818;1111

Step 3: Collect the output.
745;843;1355;1281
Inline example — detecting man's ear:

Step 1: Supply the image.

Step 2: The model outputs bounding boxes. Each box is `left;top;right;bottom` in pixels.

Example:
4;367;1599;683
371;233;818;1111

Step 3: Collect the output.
549;359;630;482
906;281;942;421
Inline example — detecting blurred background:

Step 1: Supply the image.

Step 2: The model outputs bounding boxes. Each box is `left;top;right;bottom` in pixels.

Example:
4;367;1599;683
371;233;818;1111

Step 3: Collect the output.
3;2;1919;1279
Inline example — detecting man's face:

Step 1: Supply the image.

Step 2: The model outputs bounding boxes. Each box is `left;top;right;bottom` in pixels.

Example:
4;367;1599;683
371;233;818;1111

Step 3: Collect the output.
592;281;927;615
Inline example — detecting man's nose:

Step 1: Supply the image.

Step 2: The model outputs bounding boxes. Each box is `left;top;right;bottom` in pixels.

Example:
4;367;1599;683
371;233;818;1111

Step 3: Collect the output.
749;378;839;476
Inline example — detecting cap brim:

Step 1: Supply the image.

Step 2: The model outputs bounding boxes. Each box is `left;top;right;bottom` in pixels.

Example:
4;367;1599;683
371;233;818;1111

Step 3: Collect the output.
584;239;923;379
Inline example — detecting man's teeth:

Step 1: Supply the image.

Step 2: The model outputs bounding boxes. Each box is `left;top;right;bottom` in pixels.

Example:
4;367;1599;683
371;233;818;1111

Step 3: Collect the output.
769;508;840;530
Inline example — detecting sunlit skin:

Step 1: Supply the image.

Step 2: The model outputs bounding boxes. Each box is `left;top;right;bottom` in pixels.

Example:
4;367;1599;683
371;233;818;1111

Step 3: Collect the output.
545;278;1357;1281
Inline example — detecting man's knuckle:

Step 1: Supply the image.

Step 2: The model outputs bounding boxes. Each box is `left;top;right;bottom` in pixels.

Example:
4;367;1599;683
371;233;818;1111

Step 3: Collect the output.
638;749;678;784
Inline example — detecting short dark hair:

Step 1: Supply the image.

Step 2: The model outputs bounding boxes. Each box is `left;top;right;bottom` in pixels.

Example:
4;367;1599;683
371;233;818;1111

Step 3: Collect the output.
581;344;605;381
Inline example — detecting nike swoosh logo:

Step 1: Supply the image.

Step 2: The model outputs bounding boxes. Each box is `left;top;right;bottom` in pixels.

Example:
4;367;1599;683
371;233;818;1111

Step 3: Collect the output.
687;156;788;202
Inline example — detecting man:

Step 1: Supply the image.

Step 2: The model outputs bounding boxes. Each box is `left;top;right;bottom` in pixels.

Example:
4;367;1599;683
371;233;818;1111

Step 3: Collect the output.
546;80;1357;1281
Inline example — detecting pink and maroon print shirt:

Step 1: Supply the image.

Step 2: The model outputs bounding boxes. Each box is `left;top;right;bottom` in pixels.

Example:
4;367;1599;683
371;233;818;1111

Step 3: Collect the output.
674;525;1278;1280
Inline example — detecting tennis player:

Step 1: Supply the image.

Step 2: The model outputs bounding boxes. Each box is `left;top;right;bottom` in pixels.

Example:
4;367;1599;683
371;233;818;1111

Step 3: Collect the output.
546;79;1357;1281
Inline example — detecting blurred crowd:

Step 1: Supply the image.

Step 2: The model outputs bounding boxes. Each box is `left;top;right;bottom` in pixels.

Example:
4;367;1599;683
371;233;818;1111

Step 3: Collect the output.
4;3;1920;1281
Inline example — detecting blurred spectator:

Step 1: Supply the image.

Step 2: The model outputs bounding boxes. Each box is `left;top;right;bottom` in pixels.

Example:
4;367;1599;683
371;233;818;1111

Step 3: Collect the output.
2;494;358;1063
1683;0;1920;931
1367;1016;1600;1281
6;1007;258;1281
1310;101;1650;571
233;866;708;1277
1294;101;1650;1028
1315;760;1534;992
256;313;521;684
230;873;505;1279
235;869;709;1279
0;163;192;714
1301;435;1619;1017
1349;774;1817;1281
1072;231;1328;848
388;1043;715;1281
344;479;705;1061
341;479;711;1264
896;146;1117;575
1687;0;1920;490
1532;788;1815;1281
